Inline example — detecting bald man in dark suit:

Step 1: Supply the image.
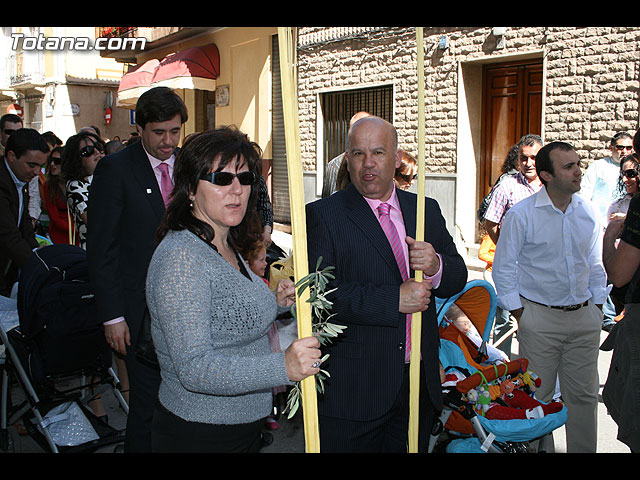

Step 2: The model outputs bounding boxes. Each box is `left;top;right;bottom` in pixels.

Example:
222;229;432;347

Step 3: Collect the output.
306;116;467;452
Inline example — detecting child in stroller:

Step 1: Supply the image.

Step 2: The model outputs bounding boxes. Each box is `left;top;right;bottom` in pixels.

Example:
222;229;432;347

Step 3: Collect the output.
430;280;568;453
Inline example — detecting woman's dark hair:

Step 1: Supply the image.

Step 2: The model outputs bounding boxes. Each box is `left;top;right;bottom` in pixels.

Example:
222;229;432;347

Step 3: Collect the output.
61;131;104;182
613;153;639;200
156;126;263;254
501;144;520;174
45;146;65;204
395;150;417;176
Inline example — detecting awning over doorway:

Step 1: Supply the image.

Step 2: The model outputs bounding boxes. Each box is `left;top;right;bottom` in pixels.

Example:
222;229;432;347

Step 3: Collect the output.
151;44;220;90
116;43;220;108
117;58;160;108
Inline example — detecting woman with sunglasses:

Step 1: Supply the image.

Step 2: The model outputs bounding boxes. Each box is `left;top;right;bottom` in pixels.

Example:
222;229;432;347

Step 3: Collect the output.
61;131;104;250
605;154;639;314
607;154;640;223
145;126;321;453
393;150;418;191
60;130;123;422
39;146;77;245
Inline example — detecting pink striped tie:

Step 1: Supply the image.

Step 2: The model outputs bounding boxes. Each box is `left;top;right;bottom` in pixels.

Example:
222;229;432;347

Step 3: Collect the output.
377;202;412;362
158;162;173;209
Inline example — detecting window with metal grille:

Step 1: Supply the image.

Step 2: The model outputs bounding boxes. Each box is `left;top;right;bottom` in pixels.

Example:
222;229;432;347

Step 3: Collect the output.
321;85;393;167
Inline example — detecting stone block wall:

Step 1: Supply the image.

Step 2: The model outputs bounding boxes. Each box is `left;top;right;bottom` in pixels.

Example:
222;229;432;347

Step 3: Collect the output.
296;26;639;173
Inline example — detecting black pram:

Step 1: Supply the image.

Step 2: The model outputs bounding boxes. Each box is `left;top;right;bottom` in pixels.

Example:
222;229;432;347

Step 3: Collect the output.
1;244;127;453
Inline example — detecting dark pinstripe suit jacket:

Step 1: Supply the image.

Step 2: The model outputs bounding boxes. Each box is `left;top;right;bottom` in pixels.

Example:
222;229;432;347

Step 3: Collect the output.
306;183;467;422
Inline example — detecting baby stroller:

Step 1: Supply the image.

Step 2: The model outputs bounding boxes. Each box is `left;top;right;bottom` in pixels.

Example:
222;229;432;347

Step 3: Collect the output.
428;280;567;453
0;244;127;453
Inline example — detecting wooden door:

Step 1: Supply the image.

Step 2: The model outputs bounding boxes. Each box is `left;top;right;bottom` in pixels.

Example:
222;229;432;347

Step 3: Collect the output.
480;60;543;199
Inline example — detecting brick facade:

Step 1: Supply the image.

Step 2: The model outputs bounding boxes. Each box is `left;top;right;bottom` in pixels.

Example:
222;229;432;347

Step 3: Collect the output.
295;26;640;251
296;26;639;172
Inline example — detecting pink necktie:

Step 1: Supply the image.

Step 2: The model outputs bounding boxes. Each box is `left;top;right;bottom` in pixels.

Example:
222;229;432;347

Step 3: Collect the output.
158;162;173;208
378;202;411;362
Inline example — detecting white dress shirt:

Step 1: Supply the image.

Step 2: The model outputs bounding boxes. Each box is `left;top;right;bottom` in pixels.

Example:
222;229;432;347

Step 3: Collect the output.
493;186;608;312
4;158;26;225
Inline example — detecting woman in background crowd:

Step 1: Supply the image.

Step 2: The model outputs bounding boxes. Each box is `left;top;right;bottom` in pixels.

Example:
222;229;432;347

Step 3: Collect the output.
61;131;105;250
607;153;639;221
394;150;417;191
61;130;129;418
601;131;640;453
39;146;77;245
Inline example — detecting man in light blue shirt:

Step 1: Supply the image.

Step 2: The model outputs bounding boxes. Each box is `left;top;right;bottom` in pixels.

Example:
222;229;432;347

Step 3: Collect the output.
580;132;634;225
493;141;607;453
580;132;634;330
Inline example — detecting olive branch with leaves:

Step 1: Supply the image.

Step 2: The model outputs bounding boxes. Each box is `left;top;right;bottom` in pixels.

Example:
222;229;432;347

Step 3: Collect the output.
284;256;346;419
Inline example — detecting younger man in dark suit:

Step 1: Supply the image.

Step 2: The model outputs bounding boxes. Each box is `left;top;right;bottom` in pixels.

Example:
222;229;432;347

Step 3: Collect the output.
306;116;467;452
87;86;188;452
0;128;49;296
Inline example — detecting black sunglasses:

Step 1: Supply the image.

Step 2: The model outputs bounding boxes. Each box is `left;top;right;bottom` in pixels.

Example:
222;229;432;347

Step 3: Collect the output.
398;173;417;183
79;144;104;157
200;171;257;186
3;129;16;136
615;144;634;151
623;169;638;179
50;156;62;165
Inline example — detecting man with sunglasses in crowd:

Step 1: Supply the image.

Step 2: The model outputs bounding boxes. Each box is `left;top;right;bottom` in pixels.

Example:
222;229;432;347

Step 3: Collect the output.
87;86;188;453
0;114;23;149
580;131;635;331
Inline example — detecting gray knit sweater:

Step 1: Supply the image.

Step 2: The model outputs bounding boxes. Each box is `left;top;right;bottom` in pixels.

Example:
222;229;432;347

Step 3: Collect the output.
145;228;292;425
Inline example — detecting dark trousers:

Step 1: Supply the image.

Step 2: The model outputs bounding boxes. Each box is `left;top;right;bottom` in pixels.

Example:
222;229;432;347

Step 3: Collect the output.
152;402;264;453
319;364;436;453
123;350;162;453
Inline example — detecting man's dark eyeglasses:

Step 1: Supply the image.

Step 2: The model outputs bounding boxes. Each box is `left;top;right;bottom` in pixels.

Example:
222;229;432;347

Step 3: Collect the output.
79;144;103;157
3;129;16;136
623;169;638;178
200;171;257;186
615;144;634;151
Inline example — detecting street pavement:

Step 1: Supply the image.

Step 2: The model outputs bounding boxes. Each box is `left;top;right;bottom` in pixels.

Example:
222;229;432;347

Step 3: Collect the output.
3;320;630;454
